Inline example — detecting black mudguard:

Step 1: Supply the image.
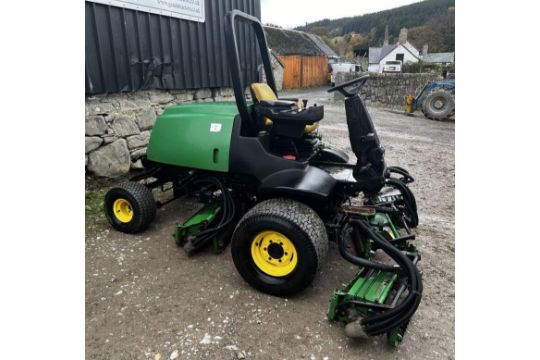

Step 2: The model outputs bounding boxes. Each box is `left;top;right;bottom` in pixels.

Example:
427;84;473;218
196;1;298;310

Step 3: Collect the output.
258;166;336;202
317;147;349;163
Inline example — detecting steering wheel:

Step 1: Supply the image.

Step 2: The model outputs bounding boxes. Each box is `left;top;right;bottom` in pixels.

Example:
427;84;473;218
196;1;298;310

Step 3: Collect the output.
328;74;369;98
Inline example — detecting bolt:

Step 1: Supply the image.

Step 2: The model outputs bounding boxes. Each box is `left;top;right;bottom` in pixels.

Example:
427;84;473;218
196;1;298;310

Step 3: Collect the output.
280;242;283;246
278;259;282;262
268;257;272;260
284;252;288;255
263;247;267;251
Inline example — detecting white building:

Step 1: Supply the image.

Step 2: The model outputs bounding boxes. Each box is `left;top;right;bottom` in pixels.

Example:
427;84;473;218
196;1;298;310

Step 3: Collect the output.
368;28;419;73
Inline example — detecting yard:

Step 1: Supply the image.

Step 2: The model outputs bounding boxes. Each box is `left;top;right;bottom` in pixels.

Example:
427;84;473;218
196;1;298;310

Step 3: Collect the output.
85;88;455;360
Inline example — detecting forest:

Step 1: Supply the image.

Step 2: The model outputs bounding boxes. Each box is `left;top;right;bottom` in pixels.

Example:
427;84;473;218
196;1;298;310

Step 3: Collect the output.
294;0;455;55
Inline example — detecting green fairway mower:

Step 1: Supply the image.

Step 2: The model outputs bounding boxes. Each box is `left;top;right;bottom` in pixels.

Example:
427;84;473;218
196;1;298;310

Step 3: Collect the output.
104;10;422;347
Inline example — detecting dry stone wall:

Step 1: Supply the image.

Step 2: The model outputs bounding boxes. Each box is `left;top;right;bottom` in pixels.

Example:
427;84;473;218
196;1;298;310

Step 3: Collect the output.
334;72;442;109
85;88;235;178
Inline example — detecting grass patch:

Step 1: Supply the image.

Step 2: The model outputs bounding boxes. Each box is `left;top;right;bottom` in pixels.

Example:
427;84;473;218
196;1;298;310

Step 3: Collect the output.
85;175;129;235
85;187;108;235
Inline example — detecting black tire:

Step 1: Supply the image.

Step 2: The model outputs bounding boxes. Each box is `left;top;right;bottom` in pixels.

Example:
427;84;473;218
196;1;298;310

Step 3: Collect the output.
104;182;156;233
421;89;454;120
231;198;328;296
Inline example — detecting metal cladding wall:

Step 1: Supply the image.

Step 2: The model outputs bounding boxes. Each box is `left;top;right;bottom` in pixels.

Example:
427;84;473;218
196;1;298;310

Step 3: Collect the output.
85;0;261;94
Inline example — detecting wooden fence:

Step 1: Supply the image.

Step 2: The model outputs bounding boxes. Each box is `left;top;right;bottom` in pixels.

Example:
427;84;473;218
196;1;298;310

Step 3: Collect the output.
279;55;328;89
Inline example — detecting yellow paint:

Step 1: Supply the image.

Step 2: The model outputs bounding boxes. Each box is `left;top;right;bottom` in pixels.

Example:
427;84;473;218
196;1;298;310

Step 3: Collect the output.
405;95;414;113
251;83;278;101
113;198;133;223
250;230;298;277
250;83;318;133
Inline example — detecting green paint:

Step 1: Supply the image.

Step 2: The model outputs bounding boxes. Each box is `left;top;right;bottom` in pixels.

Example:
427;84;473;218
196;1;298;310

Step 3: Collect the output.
346;268;398;304
174;203;221;246
387;329;403;347
147;102;239;172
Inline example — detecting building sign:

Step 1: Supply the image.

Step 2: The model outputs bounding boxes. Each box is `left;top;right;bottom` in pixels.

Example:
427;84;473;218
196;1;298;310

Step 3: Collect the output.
88;0;205;22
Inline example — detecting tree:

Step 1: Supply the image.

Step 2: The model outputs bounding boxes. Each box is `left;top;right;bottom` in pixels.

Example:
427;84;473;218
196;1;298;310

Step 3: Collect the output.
310;26;329;37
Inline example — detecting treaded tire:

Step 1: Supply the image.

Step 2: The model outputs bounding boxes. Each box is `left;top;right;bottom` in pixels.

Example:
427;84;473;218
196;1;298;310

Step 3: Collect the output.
104;182;156;233
422;89;454;120
231;198;328;296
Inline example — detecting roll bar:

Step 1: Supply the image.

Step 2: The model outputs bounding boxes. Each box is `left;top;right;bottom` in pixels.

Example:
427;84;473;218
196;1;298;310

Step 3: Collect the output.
224;10;276;134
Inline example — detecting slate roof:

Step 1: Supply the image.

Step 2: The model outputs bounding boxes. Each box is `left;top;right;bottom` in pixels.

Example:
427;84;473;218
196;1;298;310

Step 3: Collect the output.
422;52;455;63
368;47;382;64
379;44;398;62
264;26;325;56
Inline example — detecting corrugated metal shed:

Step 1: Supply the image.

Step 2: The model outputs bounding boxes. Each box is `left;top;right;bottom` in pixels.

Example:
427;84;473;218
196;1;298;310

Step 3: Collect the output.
85;0;261;94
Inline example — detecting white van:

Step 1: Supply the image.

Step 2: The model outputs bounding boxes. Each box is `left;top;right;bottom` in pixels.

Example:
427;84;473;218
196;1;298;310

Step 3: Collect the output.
381;60;402;73
330;63;362;86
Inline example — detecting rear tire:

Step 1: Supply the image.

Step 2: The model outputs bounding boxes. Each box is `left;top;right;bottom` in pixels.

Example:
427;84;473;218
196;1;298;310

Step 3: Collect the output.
422;89;454;120
104;182;156;233
231;198;328;296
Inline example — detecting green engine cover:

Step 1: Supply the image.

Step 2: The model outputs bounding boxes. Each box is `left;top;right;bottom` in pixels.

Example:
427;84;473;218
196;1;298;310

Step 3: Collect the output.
147;102;238;172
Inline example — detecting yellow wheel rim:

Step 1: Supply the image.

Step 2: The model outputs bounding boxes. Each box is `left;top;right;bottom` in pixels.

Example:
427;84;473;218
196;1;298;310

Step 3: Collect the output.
112;198;134;223
250;231;298;277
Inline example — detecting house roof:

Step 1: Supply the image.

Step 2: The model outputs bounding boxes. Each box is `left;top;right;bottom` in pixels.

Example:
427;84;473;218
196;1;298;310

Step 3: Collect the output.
368;47;382;64
423;52;455;63
369;42;420;64
402;41;420;57
379;44;398;62
305;33;338;57
264;26;325;56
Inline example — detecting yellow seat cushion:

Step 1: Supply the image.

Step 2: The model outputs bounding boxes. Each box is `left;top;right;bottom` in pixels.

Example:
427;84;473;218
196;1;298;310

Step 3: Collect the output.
250;83;318;132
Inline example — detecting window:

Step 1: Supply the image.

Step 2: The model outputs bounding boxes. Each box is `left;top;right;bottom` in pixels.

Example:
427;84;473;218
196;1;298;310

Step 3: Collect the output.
396;53;404;62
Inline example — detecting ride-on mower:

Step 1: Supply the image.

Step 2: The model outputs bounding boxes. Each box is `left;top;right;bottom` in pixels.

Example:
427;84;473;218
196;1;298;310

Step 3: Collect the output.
104;10;422;347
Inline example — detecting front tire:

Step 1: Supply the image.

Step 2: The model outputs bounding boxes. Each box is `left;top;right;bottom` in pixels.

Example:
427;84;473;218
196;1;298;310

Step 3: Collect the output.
231;198;328;296
104;182;156;233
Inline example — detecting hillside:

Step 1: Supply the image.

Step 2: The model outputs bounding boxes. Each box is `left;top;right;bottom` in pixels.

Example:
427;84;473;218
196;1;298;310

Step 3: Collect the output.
295;0;455;54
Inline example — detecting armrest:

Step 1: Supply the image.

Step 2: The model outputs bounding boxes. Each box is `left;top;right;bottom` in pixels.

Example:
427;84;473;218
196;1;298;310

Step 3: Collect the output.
260;105;324;124
259;99;297;107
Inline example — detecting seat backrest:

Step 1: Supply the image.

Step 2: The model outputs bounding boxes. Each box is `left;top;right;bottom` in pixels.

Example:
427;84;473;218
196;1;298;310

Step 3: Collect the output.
345;95;385;189
251;83;277;102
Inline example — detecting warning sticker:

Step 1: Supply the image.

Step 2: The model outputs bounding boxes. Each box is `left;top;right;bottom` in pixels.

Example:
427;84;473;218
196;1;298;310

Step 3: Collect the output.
210;123;222;132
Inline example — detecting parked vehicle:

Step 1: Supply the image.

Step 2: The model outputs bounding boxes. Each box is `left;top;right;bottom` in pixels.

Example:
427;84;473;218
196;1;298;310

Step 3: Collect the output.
330;62;362;86
381;60;402;73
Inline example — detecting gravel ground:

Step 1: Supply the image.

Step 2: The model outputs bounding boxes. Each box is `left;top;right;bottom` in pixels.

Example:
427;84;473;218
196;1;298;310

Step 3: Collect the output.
86;87;455;360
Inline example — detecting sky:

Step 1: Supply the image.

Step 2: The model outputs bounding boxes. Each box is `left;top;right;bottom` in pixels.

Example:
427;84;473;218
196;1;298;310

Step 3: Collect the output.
261;0;422;29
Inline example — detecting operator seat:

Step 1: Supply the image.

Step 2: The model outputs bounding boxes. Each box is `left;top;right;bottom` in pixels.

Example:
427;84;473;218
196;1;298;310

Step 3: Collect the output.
250;83;319;134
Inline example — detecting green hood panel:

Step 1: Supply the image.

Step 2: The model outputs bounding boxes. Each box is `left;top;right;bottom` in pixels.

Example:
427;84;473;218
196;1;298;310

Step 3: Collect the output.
147;102;239;172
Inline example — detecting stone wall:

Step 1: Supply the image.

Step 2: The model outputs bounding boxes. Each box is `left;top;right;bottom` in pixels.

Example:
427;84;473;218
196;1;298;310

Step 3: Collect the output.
333;72;441;109
85;88;235;178
258;52;284;92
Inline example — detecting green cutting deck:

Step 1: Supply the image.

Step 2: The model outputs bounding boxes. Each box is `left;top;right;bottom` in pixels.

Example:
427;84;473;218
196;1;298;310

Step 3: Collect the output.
328;266;398;321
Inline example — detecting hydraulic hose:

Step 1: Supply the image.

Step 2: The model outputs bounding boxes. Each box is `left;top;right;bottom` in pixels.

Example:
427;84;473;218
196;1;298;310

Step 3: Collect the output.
189;177;236;251
343;219;422;336
337;227;401;274
385;178;418;228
